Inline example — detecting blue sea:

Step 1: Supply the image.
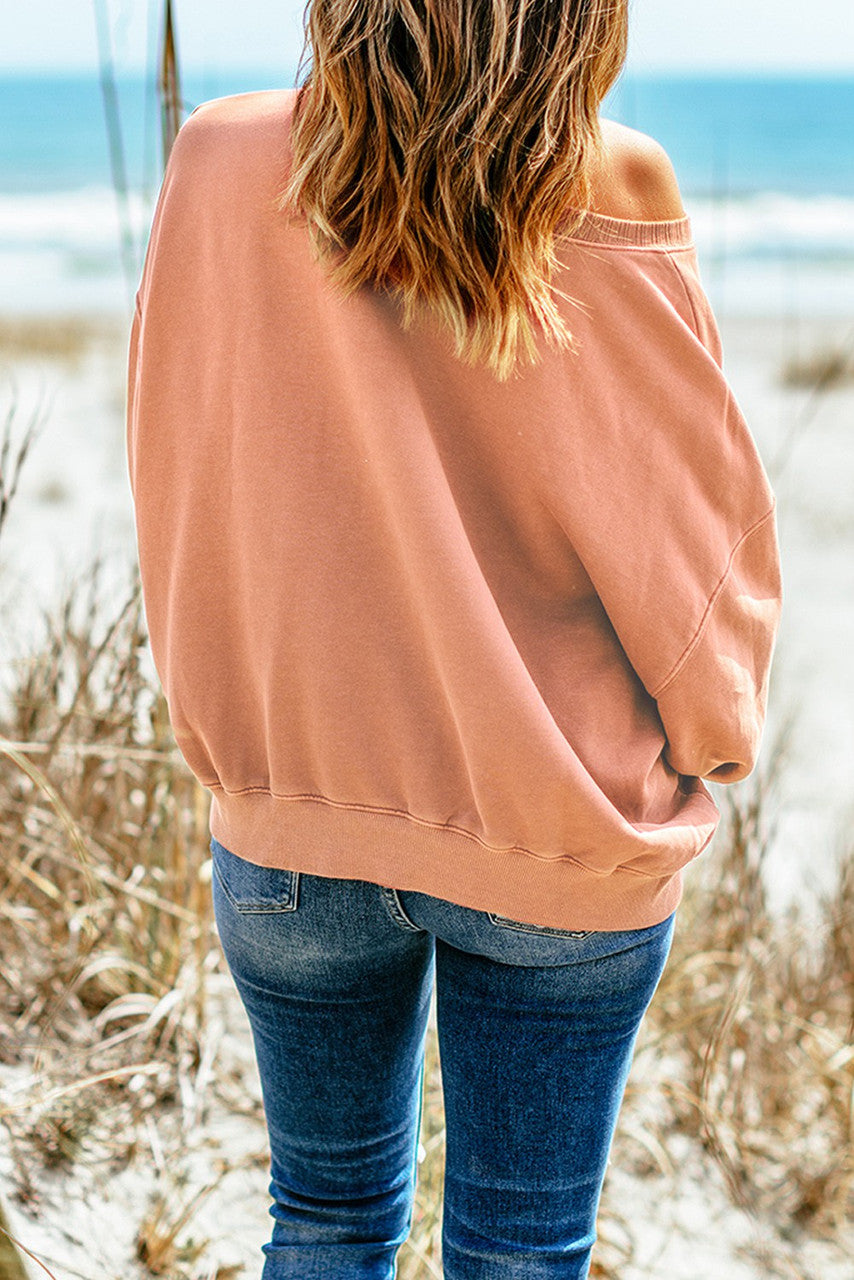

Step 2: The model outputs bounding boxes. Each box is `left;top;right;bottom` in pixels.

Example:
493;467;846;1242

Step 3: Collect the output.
1;69;853;316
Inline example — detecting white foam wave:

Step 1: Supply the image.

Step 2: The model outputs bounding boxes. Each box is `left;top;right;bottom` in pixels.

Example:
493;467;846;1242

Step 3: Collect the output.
1;187;853;317
0;186;153;254
688;193;854;261
2;187;854;261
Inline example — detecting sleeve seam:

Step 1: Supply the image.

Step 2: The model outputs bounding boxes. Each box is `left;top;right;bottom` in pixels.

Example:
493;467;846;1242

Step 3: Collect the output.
666;251;703;339
650;502;777;700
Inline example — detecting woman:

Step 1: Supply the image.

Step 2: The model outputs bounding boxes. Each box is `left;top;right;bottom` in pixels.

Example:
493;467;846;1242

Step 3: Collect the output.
126;0;783;1275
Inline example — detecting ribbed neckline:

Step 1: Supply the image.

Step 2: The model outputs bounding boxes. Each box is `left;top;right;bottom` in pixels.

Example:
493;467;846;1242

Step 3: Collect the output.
559;206;694;249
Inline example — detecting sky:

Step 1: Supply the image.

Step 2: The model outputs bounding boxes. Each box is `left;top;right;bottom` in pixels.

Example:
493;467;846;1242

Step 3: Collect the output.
1;0;853;75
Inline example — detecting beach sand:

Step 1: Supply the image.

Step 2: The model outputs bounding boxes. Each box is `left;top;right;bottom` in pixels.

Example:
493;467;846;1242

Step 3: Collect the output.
0;308;852;1278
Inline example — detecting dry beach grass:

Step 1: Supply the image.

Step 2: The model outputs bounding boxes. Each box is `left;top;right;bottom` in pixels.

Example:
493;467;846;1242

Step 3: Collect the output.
0;393;852;1278
0;318;123;369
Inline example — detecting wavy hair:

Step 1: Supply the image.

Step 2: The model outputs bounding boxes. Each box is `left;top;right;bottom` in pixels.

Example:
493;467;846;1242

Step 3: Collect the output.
280;0;628;380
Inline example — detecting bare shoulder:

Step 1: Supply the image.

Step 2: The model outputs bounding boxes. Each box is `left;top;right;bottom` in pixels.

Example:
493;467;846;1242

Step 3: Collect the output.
168;90;294;181
589;119;686;222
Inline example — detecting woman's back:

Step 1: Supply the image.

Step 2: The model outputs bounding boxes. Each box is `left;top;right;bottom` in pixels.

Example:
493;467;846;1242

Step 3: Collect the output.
127;89;780;935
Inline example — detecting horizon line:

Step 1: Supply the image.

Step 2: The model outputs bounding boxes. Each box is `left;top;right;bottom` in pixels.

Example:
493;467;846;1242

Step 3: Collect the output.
2;62;854;79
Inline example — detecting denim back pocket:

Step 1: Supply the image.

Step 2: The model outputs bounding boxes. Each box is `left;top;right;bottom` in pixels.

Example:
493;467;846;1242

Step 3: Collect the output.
210;837;300;914
487;913;591;940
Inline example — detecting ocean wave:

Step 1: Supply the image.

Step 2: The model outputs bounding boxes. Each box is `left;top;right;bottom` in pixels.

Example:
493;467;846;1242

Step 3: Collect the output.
0;185;153;254
688;193;854;261
2;187;854;263
1;187;853;318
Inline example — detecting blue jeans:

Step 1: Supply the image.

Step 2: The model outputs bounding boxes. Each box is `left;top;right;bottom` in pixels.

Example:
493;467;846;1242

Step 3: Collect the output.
210;836;676;1280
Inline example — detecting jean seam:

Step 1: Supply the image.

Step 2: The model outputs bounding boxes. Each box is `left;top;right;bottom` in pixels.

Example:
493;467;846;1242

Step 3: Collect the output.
394;1048;428;1278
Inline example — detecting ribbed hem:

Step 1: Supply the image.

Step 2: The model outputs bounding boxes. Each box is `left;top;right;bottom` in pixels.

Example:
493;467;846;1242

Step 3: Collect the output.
208;787;691;933
559;206;694;249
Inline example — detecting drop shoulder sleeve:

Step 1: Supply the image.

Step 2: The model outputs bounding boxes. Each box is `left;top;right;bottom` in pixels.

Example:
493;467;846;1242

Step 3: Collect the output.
543;244;784;784
653;250;783;782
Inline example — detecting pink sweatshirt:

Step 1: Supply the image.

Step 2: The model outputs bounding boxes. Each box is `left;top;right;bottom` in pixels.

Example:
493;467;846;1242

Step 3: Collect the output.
126;89;783;931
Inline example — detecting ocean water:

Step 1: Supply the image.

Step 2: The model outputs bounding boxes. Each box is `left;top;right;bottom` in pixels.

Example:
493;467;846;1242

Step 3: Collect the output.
1;70;853;316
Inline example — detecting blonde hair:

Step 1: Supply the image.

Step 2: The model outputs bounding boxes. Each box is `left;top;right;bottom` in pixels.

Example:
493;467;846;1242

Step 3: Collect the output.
280;0;628;380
